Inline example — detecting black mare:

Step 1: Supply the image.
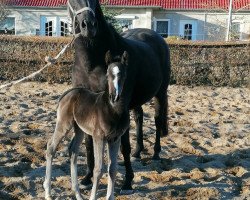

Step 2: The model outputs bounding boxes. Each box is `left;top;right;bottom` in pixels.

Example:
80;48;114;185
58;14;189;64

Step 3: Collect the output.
68;0;171;191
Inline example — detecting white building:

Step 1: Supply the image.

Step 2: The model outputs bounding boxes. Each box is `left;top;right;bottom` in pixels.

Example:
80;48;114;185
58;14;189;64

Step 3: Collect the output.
1;0;250;41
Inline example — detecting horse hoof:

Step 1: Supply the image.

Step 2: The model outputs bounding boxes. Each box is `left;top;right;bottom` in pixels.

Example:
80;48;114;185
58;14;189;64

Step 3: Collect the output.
80;176;92;189
152;154;161;160
45;196;52;200
132;152;141;159
161;132;168;138
131;156;140;162
118;160;125;166
79;183;92;190
75;193;84;200
120;189;134;195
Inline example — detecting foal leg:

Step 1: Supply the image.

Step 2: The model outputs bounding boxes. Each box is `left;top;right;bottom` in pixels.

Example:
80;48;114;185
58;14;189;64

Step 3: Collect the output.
132;106;144;159
120;128;134;193
43;119;72;200
69;123;85;200
90;136;105;200
80;134;94;188
153;86;168;160
107;138;121;200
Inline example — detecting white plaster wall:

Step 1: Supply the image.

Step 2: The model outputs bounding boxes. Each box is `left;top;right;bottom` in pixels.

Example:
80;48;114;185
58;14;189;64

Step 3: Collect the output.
154;10;250;41
8;6;250;41
9;7;68;35
111;7;153;29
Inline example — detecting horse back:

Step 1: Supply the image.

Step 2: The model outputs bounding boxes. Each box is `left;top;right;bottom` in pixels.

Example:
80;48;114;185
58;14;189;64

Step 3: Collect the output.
120;28;171;107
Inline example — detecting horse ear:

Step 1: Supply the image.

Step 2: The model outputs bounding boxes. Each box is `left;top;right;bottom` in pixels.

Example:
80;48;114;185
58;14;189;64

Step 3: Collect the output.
105;50;112;65
121;51;129;65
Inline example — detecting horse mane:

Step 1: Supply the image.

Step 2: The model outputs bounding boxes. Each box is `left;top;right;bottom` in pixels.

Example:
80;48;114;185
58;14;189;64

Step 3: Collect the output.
94;2;125;52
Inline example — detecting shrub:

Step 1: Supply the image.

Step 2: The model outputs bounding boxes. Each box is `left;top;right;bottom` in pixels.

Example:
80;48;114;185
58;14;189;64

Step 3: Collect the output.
0;35;249;87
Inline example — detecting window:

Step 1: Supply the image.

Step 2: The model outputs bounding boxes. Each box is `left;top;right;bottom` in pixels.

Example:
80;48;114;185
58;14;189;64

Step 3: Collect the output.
117;19;133;31
180;20;197;41
0;17;15;35
115;15;135;32
154;19;169;38
60;21;69;36
184;24;192;40
45;21;53;36
40;16;69;37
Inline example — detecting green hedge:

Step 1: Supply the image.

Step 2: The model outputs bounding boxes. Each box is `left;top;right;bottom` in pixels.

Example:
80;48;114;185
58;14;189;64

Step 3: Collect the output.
0;35;249;87
166;40;250;87
0;36;73;83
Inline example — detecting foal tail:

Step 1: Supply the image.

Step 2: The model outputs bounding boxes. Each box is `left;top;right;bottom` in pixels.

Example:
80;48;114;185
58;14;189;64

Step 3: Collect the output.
58;87;83;102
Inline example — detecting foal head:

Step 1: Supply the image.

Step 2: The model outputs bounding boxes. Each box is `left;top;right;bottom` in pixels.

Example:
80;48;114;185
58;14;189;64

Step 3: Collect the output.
105;51;129;105
68;0;98;37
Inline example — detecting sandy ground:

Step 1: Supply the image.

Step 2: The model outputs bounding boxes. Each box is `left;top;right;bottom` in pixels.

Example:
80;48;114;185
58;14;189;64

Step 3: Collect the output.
0;82;249;200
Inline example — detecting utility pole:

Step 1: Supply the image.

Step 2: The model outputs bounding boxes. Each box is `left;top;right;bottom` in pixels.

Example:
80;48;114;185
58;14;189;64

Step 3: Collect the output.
226;0;233;41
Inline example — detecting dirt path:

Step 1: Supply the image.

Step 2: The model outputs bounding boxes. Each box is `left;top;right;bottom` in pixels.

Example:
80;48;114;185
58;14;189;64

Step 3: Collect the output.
0;82;249;199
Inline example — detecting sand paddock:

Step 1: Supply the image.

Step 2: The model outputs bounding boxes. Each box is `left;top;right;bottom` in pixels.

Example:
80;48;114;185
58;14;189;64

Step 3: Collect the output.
0;82;249;199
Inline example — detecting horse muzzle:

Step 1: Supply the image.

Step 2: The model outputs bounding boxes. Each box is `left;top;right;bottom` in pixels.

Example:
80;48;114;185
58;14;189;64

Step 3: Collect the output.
80;19;97;38
109;92;120;105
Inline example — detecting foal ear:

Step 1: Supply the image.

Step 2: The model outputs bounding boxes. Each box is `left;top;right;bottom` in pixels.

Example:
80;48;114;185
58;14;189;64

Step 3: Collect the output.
121;51;129;66
105;50;113;65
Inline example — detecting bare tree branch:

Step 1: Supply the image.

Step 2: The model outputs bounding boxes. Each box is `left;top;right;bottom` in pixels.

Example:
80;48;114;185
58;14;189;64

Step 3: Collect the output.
236;3;250;11
0;0;9;23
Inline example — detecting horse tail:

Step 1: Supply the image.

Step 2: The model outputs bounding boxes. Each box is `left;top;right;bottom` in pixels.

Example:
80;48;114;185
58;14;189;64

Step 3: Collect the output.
164;42;171;85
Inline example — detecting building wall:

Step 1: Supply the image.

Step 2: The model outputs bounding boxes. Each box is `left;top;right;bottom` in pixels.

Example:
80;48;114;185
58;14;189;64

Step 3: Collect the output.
110;7;154;29
153;10;250;41
8;7;68;35
5;6;250;41
112;7;250;41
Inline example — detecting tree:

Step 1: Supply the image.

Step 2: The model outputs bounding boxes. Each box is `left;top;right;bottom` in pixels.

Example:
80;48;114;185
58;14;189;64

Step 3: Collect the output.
101;3;122;33
0;0;9;23
201;0;250;41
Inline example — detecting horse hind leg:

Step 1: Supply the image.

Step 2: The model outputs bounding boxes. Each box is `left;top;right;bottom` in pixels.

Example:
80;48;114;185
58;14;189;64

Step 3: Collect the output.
43;118;72;200
69;122;85;200
153;86;168;160
120;128;134;193
132;106;144;159
80;134;94;188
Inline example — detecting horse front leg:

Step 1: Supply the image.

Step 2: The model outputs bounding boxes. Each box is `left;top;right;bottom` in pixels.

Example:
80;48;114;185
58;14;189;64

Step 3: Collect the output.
81;134;94;188
44;119;72;200
132;106;144;159
120;128;134;194
69;122;85;200
90;136;105;200
107;137;121;200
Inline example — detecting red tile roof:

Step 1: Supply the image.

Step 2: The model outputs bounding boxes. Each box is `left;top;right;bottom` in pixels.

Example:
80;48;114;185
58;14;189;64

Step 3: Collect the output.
105;0;250;10
7;0;67;7
7;0;250;10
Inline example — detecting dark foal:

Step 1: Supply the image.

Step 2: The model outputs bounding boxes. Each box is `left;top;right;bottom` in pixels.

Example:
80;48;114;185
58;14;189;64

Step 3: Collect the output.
68;0;171;192
44;51;130;200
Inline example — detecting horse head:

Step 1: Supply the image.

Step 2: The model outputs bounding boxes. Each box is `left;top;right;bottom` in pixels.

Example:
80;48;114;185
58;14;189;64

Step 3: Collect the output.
105;50;129;105
68;0;98;38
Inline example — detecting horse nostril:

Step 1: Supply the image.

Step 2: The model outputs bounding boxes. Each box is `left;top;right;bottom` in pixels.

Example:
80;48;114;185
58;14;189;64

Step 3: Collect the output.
92;21;97;27
82;20;87;28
